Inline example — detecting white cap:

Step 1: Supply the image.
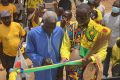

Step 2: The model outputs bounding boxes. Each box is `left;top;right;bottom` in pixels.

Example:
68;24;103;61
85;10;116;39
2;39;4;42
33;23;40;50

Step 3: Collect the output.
0;10;11;17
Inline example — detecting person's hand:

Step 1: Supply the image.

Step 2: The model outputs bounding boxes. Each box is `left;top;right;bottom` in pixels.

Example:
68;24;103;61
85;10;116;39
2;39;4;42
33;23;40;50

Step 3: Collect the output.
44;58;53;65
81;57;92;68
0;66;4;71
60;57;69;63
17;44;22;51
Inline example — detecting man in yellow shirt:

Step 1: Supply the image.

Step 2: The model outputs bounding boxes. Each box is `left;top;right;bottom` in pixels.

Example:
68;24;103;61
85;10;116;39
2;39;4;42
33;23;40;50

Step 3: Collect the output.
60;3;111;80
0;10;25;80
0;0;16;21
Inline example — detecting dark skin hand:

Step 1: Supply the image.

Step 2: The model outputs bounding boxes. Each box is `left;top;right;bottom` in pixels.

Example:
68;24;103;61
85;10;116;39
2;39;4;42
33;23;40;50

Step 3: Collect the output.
43;58;53;65
82;57;92;67
17;35;26;50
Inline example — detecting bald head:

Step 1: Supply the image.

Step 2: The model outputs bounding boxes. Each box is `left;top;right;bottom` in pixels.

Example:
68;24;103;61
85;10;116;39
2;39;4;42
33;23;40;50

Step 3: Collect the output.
76;3;91;27
43;11;58;23
42;11;58;35
76;3;91;18
77;3;91;13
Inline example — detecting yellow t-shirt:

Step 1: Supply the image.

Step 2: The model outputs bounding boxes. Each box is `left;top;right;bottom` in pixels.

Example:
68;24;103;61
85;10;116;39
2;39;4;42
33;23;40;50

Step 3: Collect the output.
0;3;16;21
0;22;25;56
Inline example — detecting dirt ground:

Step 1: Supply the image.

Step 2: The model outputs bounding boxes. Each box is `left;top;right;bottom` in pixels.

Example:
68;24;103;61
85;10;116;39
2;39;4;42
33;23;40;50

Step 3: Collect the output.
0;0;116;80
101;0;116;12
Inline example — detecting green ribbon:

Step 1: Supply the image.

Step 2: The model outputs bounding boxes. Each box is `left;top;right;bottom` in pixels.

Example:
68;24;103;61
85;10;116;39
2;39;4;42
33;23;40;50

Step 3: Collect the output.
19;60;83;73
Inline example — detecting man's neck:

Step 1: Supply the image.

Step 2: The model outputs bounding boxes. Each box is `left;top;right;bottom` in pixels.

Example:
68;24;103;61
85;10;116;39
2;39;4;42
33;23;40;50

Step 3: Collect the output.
78;19;90;31
42;26;52;37
46;33;51;37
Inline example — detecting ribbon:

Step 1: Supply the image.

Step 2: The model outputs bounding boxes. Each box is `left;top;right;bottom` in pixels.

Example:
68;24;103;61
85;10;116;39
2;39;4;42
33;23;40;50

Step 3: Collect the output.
23;60;82;73
9;60;82;80
10;60;82;73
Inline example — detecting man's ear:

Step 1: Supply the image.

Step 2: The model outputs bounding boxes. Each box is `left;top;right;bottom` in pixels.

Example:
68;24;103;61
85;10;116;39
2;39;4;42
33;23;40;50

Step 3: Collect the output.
88;11;92;17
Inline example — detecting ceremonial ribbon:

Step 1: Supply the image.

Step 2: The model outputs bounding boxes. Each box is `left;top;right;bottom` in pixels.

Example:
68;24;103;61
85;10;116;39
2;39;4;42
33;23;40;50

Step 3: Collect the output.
23;60;82;73
9;60;82;80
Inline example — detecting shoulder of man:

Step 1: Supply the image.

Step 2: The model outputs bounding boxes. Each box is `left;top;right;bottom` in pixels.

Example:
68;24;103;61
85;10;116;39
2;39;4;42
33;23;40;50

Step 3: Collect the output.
54;26;63;32
91;20;111;35
12;22;21;26
12;22;24;30
53;26;64;36
100;26;111;36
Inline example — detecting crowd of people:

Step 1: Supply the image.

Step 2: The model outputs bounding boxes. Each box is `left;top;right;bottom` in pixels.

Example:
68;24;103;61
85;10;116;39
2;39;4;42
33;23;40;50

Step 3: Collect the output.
0;0;120;80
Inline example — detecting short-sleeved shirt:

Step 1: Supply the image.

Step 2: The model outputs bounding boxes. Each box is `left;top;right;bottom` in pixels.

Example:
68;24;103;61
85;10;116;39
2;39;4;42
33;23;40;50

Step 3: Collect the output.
0;22;25;56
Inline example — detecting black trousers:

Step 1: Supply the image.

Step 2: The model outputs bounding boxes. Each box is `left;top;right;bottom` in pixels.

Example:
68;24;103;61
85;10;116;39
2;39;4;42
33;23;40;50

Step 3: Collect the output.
103;47;112;77
0;53;15;80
